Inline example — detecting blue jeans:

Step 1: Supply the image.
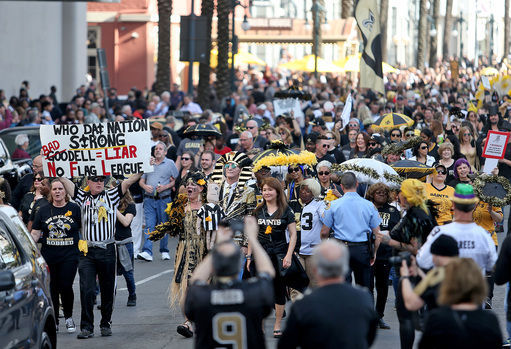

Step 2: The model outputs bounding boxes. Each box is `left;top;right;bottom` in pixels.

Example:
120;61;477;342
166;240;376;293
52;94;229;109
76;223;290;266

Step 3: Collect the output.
119;242;136;297
142;197;171;256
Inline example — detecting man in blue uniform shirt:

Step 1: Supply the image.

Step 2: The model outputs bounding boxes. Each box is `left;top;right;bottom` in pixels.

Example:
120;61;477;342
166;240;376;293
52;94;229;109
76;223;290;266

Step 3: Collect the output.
321;172;381;289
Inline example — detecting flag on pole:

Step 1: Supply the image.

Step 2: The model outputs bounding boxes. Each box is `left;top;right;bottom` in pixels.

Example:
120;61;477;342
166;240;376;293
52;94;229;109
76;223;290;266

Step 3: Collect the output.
340;94;353;130
355;0;384;95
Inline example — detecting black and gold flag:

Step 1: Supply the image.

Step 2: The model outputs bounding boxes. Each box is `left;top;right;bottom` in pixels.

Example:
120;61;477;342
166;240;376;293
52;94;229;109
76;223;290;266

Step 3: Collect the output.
355;0;384;94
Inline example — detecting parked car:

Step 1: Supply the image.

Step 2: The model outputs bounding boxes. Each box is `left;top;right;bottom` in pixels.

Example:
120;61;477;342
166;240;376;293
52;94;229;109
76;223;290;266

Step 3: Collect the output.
0;126;41;161
0;205;56;349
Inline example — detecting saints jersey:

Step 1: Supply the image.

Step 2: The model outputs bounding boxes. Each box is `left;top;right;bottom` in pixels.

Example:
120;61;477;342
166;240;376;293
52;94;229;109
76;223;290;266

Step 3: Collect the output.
473;201;502;246
417;222;497;273
300;199;327;256
185;276;274;349
425;183;454;225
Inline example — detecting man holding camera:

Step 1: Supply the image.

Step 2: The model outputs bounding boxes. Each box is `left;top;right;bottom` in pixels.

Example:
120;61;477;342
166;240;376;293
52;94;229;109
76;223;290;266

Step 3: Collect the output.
184;216;275;348
400;234;459;312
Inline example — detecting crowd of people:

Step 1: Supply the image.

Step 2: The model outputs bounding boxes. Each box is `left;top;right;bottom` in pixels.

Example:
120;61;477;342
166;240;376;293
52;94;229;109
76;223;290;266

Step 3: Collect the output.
3;56;511;348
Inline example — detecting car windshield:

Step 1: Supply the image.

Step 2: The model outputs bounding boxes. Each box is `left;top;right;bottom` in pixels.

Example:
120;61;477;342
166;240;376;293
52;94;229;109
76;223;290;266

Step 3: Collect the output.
0;128;41;159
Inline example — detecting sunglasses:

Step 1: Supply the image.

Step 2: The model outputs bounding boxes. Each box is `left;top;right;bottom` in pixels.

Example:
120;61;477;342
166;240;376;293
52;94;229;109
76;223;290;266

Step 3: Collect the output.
322;144;329;148
160;134;169;138
224;163;237;169
90;177;105;183
288;167;301;173
437;170;447;175
463;133;470;136
391;133;401;137
374;191;386;195
182;157;191;161
247;126;256;129
325;137;333;140
420;146;428;150
34;177;45;182
318;171;330;176
369;142;377;146
405;132;414;137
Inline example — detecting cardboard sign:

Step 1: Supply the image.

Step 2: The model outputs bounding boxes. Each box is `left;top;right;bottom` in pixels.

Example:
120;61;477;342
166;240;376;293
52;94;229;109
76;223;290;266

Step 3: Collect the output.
273;98;304;119
450;60;459;81
40;120;154;178
482;130;510;159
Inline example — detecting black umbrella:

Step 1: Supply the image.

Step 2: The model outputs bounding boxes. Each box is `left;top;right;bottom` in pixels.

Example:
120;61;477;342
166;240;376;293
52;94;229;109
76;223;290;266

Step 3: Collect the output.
473;174;511;207
391;160;435;179
183;124;221;138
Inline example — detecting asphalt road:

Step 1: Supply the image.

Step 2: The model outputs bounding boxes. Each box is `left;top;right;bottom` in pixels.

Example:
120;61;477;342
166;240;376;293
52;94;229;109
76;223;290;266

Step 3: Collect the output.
57;232;509;349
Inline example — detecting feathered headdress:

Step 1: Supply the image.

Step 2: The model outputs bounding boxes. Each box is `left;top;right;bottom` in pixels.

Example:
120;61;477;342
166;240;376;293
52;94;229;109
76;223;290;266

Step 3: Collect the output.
475;75;511;108
382;136;423;156
252;150;317;173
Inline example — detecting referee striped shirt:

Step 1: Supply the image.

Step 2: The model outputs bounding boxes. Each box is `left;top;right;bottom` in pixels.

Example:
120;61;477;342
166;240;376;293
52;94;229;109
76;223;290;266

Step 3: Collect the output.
74;185;122;242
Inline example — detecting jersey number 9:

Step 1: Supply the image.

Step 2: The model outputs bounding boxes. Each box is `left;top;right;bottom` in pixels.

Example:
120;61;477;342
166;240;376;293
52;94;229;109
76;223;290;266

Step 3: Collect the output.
212;312;247;349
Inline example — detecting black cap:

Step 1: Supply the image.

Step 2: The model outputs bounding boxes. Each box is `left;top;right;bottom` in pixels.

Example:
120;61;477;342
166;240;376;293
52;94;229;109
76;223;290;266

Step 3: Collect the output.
305;133;318;144
311;118;325;126
430;235;459;257
489;104;499;116
434;162;447;172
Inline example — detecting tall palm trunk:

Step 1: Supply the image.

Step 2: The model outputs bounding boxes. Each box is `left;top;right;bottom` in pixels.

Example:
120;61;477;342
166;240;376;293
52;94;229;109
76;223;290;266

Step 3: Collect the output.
215;0;230;102
505;0;510;59
312;0;324;60
429;0;439;67
341;0;353;19
417;0;427;70
197;0;214;109
380;0;389;61
443;0;453;60
154;0;172;95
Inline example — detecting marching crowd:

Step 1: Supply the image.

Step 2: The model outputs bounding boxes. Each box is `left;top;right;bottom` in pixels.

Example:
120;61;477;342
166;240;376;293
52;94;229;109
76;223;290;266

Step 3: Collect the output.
2;57;511;348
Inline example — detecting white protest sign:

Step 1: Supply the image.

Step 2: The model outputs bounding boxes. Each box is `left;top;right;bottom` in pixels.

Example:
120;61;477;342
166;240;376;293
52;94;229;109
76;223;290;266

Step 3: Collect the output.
40;120;154;178
273;98;304;119
482;130;510;174
481;76;491;90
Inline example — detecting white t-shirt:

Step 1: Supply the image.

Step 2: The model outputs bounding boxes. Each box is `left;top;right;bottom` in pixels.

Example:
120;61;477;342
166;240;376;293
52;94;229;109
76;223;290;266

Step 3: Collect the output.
299;199;326;256
416;222;497;273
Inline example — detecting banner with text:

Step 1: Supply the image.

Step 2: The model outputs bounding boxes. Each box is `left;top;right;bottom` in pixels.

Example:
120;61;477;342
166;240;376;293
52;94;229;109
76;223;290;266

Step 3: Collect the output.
40;120;154;178
273;98;304;119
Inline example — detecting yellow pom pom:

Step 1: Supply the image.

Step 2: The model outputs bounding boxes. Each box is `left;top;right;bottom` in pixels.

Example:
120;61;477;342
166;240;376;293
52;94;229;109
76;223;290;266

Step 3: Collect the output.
78;240;88;256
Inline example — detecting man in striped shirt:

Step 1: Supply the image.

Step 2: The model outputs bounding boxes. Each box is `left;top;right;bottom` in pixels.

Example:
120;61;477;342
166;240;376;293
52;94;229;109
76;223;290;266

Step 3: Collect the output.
61;173;142;339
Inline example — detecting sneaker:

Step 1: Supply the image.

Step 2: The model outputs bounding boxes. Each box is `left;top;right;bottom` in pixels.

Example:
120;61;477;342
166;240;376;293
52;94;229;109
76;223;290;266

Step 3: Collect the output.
65;318;76;333
100;327;112;337
161;252;171;260
127;294;137;307
137;251;153;262
503;338;511;347
378;318;391;329
77;329;94;339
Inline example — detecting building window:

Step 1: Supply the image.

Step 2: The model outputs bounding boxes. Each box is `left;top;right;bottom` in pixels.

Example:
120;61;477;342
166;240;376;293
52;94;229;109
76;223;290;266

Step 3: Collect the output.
87;27;101;81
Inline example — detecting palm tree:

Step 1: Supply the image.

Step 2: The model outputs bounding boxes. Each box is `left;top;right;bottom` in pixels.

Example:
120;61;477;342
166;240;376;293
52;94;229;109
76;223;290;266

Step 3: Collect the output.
215;0;230;103
417;0;427;70
197;0;215;109
505;0;510;59
341;0;353;19
154;0;172;95
380;0;389;61
429;0;439;67
443;0;453;60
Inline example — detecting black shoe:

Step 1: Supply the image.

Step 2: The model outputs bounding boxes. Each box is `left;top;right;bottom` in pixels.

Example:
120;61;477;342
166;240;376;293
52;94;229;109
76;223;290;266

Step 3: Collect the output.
100;327;112;337
177;322;193;338
378;318;391;329
77;329;94;339
485;299;492;309
127;295;137;307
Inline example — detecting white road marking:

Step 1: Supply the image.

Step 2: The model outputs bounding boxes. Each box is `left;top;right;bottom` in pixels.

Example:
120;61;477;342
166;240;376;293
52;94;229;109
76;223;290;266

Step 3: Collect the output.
117;269;173;291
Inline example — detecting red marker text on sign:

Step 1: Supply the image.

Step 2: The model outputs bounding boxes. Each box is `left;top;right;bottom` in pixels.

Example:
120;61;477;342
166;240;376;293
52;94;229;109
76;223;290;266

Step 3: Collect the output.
105;145;138;160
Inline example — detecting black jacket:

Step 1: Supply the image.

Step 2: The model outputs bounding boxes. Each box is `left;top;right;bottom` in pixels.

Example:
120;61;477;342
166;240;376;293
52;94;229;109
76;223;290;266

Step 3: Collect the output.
495;235;511;321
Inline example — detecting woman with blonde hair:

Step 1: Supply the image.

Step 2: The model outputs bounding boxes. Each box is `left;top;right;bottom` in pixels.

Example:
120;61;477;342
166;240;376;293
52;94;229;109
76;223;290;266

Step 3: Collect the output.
458;126;479;171
419;258;502;348
276;126;296;147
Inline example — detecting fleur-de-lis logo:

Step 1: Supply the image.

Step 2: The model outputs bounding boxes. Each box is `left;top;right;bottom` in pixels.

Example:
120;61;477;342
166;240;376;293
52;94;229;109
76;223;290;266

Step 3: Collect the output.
362;10;375;32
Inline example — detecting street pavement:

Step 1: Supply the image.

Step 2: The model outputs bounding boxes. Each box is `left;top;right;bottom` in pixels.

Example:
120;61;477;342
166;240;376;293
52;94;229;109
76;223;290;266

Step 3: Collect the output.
57;232;509;349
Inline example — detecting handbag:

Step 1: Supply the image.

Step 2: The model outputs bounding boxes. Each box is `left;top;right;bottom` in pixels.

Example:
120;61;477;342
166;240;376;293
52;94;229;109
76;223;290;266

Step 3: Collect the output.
276;253;310;293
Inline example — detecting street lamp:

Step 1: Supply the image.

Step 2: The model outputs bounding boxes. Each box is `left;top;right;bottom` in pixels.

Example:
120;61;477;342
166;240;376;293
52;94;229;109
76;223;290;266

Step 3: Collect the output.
311;0;326;78
230;0;249;92
456;12;465;58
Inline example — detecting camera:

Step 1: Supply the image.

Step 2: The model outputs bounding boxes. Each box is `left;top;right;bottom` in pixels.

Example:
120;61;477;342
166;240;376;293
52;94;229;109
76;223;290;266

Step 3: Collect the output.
219;219;244;243
389;251;412;268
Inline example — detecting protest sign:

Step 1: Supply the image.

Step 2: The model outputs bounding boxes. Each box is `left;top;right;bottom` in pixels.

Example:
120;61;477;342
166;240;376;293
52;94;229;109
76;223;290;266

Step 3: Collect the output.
273;98;304;119
482;130;510;174
40;120;154;178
